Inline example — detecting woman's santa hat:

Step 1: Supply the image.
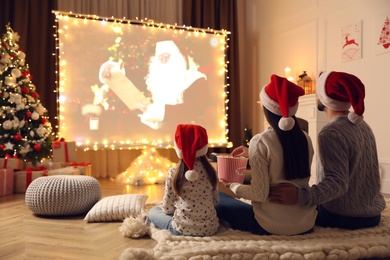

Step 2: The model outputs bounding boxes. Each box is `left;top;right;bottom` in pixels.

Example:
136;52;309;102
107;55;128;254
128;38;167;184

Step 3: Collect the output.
174;124;209;181
260;74;305;131
317;71;365;124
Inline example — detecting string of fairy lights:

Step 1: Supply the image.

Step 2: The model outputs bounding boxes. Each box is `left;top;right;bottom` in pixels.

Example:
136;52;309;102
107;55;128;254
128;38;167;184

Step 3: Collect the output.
52;11;232;152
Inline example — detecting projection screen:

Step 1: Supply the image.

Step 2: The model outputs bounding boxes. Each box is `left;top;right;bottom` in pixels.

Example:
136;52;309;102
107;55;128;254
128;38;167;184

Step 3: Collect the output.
55;13;229;149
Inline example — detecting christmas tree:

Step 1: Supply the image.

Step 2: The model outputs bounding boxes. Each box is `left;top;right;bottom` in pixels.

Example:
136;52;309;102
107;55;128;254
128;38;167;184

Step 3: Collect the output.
0;24;53;165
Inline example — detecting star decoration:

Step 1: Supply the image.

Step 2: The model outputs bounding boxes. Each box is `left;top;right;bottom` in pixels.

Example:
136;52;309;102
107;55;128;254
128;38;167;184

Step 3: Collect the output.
4;141;14;150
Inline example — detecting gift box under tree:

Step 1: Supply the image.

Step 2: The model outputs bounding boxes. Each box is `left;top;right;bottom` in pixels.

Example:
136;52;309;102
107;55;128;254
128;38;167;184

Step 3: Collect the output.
52;138;77;163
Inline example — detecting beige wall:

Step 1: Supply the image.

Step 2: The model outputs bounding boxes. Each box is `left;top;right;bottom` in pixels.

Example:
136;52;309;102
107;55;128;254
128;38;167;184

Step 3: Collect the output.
240;0;390;192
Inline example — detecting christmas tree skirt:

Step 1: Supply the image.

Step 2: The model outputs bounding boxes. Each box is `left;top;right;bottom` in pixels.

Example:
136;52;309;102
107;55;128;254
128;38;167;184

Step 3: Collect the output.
121;199;390;260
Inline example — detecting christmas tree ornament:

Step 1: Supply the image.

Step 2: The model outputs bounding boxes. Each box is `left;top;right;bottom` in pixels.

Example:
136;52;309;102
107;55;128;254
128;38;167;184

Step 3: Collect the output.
13;134;22;142
33;144;41;152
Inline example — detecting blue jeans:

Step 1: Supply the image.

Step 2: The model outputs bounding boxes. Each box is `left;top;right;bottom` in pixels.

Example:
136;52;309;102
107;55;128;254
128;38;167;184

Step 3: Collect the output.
316;204;381;229
148;206;183;235
215;192;270;235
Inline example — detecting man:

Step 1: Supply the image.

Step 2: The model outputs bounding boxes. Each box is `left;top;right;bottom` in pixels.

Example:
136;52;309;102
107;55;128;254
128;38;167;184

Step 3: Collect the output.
269;71;386;229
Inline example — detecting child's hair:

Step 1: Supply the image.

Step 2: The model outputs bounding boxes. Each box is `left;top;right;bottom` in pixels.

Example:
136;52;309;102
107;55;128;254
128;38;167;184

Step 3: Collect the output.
172;155;218;196
263;107;310;180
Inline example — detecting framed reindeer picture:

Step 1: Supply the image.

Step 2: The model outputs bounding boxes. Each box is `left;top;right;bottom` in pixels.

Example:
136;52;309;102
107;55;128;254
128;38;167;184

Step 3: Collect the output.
340;20;362;63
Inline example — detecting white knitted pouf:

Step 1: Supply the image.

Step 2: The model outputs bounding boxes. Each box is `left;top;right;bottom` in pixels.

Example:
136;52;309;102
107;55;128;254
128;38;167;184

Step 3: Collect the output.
25;175;101;216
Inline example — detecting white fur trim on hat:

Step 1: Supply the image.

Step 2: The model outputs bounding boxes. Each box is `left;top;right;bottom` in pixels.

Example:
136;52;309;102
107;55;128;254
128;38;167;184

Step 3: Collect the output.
317;71;351;111
174;142;208;160
259;86;299;117
185;170;199;182
348;111;364;124
278;117;295;131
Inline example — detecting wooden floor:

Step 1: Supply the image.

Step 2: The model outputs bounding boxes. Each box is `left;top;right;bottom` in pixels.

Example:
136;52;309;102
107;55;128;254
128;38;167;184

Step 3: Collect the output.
1;178;389;260
0;178;165;260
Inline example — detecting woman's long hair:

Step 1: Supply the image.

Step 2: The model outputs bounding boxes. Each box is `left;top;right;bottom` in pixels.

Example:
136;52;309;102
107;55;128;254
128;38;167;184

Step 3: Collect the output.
263;107;310;180
172;155;218;196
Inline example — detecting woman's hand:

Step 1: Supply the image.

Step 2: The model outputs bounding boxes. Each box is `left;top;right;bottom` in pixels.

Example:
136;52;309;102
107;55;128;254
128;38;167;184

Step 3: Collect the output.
230;145;249;158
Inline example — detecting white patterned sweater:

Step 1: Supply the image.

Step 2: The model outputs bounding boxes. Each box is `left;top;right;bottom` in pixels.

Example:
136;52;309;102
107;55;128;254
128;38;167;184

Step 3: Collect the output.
230;128;317;235
162;159;219;236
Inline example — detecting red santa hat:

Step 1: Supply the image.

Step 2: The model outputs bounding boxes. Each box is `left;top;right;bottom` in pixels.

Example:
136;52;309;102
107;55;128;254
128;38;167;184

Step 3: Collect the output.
260;74;305;131
174;124;209;181
317;71;365;124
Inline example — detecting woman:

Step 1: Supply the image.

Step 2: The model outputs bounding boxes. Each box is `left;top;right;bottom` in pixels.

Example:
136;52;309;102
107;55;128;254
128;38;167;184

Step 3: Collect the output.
216;74;317;235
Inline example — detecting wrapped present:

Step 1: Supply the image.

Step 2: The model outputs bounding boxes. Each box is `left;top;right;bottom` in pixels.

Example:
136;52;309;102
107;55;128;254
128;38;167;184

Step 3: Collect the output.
14;167;48;194
0;155;24;170
41;160;66;170
25;160;65;170
0;169;14;196
48;166;80;176
52;138;77;162
68;162;91;176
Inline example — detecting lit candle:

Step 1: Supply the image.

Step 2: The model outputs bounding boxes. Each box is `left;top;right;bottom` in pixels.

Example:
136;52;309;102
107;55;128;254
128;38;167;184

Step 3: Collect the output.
287;76;294;82
284;67;291;77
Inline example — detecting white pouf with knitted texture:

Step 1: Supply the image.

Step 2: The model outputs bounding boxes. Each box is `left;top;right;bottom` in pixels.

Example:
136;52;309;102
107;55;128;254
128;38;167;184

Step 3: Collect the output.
25;175;101;216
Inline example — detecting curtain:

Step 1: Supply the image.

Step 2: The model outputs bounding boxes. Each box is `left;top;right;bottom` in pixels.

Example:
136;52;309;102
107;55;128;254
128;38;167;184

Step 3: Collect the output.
0;0;58;130
57;0;183;25
182;0;241;150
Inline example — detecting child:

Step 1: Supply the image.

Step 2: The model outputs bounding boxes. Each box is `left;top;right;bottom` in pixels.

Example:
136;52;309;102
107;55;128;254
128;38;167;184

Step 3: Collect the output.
148;124;219;236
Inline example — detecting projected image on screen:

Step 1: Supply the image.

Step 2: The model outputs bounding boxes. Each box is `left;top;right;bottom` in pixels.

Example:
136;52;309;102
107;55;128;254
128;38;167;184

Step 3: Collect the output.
57;16;228;148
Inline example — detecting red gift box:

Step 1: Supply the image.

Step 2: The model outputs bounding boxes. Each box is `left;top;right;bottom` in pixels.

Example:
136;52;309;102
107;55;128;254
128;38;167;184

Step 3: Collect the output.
14;167;48;194
68;162;92;176
0;169;14;196
0;154;24;170
52;138;77;162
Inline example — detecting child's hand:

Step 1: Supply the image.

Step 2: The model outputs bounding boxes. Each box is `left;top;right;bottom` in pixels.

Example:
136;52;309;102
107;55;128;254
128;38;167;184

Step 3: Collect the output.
230;146;249;158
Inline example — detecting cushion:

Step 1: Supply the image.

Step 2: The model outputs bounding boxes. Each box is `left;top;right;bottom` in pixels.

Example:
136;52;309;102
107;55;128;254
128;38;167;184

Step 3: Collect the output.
25;175;101;216
84;194;148;222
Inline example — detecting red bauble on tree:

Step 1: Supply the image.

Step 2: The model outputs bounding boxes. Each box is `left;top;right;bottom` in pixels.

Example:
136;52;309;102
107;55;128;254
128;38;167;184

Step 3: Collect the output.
13;134;22;142
21;86;30;94
33;144;41;152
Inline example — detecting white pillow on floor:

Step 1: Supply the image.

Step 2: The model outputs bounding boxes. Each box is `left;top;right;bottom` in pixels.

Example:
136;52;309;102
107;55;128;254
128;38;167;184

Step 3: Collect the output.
84;194;148;222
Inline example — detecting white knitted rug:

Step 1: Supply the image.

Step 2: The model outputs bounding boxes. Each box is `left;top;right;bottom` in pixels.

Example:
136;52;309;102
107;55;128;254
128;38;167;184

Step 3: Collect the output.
121;199;390;260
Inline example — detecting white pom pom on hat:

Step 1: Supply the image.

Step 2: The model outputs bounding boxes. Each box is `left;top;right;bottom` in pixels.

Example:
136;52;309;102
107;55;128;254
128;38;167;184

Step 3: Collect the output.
317;71;365;124
174;124;209;181
259;74;305;131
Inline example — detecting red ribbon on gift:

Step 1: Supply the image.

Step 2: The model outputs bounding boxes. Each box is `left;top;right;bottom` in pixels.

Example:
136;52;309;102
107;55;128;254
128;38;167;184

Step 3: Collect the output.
26;166;48;189
53;138;69;162
2;154;10;168
69;161;90;167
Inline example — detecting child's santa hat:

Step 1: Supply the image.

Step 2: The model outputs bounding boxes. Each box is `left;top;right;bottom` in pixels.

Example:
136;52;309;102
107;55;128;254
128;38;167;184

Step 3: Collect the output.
260;74;305;131
174;124;209;181
317;71;365;124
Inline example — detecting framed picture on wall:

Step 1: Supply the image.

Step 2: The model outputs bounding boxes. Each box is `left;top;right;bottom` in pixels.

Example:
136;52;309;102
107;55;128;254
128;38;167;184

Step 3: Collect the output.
376;13;390;55
340;20;362;63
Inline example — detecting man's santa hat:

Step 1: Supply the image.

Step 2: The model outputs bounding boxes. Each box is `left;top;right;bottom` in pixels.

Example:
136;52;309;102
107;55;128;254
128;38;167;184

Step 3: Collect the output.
174;124;209;181
260;74;305;131
317;71;365;124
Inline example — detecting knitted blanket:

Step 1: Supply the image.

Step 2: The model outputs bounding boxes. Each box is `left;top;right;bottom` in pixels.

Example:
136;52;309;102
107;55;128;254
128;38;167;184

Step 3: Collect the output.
121;199;390;260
